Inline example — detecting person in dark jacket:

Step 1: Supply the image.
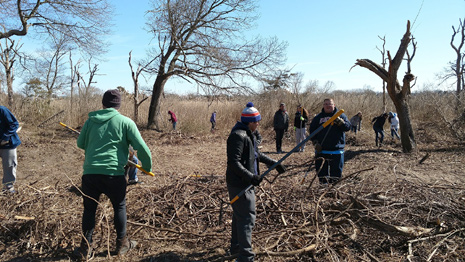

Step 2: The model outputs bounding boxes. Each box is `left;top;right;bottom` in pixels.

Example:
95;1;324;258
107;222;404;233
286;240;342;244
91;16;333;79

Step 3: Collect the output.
0;106;21;194
371;113;389;146
226;102;285;262
293;105;309;152
210;111;217;131
350;112;362;134
309;98;351;184
273;103;289;153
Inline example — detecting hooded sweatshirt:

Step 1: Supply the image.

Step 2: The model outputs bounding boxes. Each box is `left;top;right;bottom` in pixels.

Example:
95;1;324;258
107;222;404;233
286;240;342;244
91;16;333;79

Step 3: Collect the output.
77;108;152;176
309;107;351;151
0;106;21;149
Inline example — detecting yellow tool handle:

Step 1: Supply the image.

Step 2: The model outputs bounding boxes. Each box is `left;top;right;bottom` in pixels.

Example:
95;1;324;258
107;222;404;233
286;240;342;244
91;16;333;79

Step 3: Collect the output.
322;109;345;128
128;160;155;177
59;122;80;134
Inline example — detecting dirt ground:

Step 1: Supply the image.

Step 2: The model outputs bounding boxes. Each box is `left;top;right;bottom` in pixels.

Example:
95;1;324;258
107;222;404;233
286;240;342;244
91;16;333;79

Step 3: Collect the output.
0;123;464;261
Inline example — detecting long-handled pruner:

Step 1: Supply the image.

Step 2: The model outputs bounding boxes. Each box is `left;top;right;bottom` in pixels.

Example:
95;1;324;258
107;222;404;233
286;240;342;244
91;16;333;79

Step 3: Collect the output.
229;109;345;205
59;122;155;177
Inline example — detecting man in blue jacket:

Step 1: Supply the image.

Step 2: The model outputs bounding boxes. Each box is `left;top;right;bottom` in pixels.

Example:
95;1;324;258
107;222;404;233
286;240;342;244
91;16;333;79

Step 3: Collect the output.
309;98;351;184
0;106;21;194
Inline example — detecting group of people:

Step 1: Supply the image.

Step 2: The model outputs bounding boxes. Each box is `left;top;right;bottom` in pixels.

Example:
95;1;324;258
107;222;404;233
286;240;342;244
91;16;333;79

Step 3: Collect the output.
371;111;400;146
0;89;403;261
227;98;351;261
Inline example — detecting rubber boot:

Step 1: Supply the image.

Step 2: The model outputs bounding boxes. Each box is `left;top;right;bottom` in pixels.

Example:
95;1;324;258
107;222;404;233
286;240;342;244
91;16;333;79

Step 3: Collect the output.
115;236;137;256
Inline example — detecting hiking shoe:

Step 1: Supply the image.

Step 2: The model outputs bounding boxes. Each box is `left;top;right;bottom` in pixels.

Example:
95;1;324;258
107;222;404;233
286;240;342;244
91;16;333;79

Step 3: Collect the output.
127;179;138;185
73;245;93;261
115;236;137;256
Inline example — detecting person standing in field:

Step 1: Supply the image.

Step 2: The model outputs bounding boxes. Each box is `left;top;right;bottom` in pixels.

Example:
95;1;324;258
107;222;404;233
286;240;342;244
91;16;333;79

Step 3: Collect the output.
226;102;285;262
168;110;177;130
273;103;289;153
293;105;309;152
0;106;21;194
350;112;363;134
125;146;140;185
371;113;389;147
74;89;152;260
388;112;400;140
210;111;217;131
309;98;351;184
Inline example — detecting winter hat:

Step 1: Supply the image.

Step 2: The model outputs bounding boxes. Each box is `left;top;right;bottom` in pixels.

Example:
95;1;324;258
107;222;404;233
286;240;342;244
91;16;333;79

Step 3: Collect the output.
102;89;121;109
241;102;261;123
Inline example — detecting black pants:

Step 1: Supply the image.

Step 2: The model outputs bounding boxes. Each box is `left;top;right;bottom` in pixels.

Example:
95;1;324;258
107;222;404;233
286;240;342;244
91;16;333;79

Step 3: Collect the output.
81;174;127;242
275;128;285;152
315;153;344;184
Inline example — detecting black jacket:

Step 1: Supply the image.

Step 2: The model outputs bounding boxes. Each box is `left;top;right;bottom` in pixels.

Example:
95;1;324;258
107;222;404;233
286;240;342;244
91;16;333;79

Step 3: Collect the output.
294;112;308;129
273;109;289;130
226;122;276;188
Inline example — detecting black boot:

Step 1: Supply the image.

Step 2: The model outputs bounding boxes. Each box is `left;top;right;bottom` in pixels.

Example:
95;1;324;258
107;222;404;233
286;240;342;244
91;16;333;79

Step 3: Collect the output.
73;238;93;261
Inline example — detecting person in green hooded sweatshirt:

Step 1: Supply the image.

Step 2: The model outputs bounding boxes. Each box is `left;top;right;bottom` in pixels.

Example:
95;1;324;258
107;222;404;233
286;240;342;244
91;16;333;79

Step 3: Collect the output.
74;89;152;260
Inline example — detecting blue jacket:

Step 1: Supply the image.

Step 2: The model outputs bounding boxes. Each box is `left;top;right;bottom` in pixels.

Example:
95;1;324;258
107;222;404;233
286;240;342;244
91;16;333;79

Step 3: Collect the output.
309;107;350;151
0;106;21;149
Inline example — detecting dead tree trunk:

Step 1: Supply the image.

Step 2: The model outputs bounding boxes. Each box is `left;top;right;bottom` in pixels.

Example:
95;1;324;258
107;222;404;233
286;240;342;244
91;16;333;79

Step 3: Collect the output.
450;18;465;112
147;74;168;130
354;21;416;153
128;51;152;124
377;35;387;112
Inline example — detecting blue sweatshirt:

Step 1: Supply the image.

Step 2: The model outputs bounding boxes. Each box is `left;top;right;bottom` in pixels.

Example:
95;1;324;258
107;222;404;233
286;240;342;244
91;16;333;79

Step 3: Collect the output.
0;106;21;149
309;107;351;152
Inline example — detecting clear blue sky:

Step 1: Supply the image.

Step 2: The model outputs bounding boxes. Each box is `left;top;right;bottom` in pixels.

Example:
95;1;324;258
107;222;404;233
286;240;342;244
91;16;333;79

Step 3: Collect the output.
17;0;465;94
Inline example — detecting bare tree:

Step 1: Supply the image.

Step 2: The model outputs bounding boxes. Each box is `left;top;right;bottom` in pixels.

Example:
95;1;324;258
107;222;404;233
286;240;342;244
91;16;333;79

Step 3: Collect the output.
128;51;154;123
0;37;22;107
0;0;112;54
261;69;295;91
32;35;71;104
377;35;387;111
353;21;417;153
450;18;465;111
144;0;287;129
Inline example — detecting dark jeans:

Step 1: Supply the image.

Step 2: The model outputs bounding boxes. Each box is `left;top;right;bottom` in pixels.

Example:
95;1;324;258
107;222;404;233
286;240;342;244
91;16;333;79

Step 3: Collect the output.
315;153;344;184
373;126;384;146
228;186;256;262
81;174;127;243
275;128;285;152
351;125;358;134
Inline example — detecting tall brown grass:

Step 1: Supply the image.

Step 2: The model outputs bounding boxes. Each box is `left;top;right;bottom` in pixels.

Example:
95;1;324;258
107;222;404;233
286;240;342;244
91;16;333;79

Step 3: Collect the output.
2;89;464;141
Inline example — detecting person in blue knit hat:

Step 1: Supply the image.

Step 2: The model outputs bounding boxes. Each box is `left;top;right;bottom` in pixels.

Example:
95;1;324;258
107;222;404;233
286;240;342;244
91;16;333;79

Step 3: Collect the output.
226;102;286;262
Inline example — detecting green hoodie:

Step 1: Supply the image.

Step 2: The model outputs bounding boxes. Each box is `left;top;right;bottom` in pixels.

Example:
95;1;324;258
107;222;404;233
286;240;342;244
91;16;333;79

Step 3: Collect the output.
77;108;152;176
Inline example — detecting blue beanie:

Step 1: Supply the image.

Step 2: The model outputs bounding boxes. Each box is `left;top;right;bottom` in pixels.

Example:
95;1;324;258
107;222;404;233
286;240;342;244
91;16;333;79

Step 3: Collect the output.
241;102;261;123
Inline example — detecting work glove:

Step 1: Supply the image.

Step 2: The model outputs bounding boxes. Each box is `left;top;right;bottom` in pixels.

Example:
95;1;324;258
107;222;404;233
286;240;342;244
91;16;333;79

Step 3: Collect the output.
293;126;296;131
315;143;322;153
300;116;304;121
0;140;9;146
333;117;345;126
251;175;263;186
275;163;286;174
